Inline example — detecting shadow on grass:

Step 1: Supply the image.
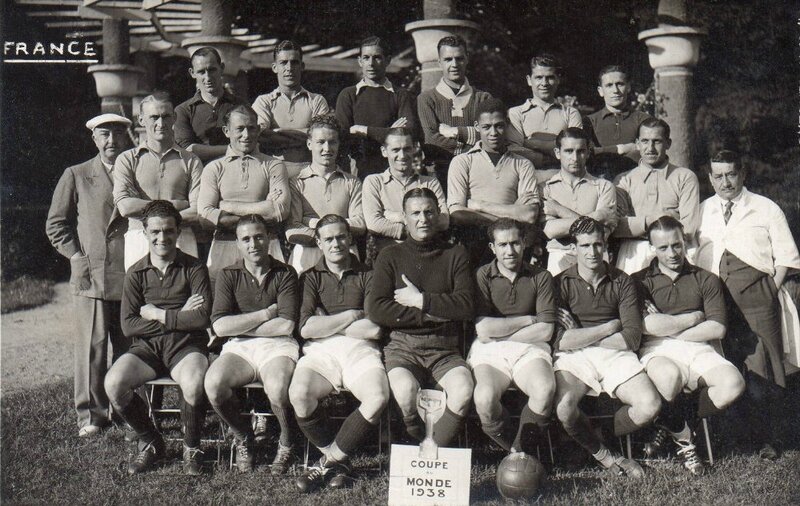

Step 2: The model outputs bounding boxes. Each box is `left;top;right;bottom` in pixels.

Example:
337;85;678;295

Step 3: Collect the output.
3;380;800;505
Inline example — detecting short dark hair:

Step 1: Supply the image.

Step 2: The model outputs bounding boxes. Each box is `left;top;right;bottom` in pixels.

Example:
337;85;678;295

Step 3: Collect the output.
555;127;590;148
487;218;524;242
709;149;744;174
307;114;341;139
235;214;269;234
637;117;671;140
402;187;439;211
314;214;351;238
360;36;391;57
273;39;303;61
224;104;258;126
383;127;413;145
475;98;507;119
191;46;223;66
568;216;604;244
646;215;684;244
530;53;561;73
597;65;628;86
437;35;467;55
142;200;182;229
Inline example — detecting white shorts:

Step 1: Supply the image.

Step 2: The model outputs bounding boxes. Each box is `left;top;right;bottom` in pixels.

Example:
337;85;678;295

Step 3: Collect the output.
640;338;736;392
124;227;198;271
288;244;359;275
554;346;644;397
207;238;285;283
468;340;552;381
296;335;384;393
221;336;299;374
615;239;654;275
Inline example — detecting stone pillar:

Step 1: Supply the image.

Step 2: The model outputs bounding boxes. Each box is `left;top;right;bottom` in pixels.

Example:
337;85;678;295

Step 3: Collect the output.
638;0;706;167
406;0;478;91
88;18;143;117
181;0;247;98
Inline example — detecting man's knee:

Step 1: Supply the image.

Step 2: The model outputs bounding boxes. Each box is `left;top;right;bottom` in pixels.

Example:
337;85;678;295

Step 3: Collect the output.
443;370;474;410
555;394;581;425
631;388;662;422
472;383;499;418
104;369;127;404
203;368;231;406
525;374;555;414
178;372;207;406
288;377;316;416
359;386;390;421
713;368;746;406
388;373;418;414
646;359;682;401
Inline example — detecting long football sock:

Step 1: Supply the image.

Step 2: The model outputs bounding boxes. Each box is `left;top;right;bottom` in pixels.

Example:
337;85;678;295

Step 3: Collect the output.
210;396;252;442
403;413;426;442
333;409;377;455
513;405;549;454
270;403;293;447
115;393;159;445
181;399;203;448
296;405;335;449
432;407;465;446
563;411;602;454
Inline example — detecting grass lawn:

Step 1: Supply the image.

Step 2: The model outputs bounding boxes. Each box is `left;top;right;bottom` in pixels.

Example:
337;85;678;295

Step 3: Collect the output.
1;276;55;314
3;380;800;505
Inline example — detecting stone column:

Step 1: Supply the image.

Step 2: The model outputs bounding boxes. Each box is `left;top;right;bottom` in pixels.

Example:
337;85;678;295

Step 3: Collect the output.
405;0;478;91
181;0;248;99
638;0;706;167
87;18;143;117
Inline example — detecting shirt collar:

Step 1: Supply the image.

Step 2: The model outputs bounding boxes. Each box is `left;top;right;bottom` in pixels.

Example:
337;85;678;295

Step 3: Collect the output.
600;106;633;119
297;165;346;180
547;170;596;186
560;262;620;283
134;144;180;158
522;96;563;113
222;257;287;276
466;141;510;159
132;249;194;273
309;254;366;275
101;160;114;173
188;89;239;106
486;259;538;279
355;78;394;95
224;145;261;161
718;187;747;208
644;257;699;278
380;168;419;184
637;157;671;172
268;86;310;100
435;78;472;99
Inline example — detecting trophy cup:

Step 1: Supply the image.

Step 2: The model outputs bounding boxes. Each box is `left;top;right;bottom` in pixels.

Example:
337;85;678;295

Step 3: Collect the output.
416;389;447;459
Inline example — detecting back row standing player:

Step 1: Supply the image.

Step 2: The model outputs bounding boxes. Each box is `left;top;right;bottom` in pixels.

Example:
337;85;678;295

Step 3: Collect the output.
336;36;417;179
252;40;331;179
507;54;582;178
417;35;493;188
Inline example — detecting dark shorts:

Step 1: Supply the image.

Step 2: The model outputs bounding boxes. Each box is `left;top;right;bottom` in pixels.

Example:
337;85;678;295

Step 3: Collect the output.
384;335;467;387
127;333;208;376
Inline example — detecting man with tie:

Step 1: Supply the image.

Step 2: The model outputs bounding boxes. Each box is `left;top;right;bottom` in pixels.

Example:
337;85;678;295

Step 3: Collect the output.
695;150;800;459
46;113;132;437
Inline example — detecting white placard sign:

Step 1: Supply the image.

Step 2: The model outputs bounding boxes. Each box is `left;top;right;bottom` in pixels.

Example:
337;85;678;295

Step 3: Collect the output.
388;444;471;506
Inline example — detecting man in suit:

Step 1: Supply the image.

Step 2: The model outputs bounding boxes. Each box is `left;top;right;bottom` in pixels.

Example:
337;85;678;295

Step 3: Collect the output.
46;113;132;437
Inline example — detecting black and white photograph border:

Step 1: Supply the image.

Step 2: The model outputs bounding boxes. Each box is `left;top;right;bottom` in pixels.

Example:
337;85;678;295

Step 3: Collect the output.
2;0;799;504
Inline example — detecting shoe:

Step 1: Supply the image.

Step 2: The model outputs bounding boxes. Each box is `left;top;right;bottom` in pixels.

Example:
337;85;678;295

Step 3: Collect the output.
78;425;102;438
607;456;644;479
296;457;331;493
759;443;779;461
270;443;294;475
254;415;269;444
327;460;355;489
183;446;204;476
675;440;705;475
234;440;255;473
644;426;671;458
127;439;164;475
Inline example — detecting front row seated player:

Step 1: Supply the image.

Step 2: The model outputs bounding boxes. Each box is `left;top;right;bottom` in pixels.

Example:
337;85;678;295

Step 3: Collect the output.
552;216;661;478
367;187;475;447
104;200;211;476
471;218;556;455
290;214;389;492
634;216;745;475
203;214;299;475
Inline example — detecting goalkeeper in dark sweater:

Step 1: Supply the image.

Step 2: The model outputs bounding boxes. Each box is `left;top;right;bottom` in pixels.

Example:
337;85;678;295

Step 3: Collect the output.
366;187;475;445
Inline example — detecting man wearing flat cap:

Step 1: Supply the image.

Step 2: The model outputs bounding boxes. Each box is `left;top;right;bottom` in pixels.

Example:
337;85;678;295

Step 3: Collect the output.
46;113;133;437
